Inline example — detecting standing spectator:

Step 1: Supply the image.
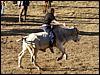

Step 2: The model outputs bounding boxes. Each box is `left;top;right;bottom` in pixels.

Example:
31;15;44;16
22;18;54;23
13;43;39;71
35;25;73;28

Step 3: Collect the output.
18;0;30;22
43;1;52;13
1;1;5;16
13;1;17;4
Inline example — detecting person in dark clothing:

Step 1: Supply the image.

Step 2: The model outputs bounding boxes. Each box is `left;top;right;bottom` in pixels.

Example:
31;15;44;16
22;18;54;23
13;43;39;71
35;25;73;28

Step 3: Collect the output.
42;8;65;49
18;0;30;22
43;1;52;13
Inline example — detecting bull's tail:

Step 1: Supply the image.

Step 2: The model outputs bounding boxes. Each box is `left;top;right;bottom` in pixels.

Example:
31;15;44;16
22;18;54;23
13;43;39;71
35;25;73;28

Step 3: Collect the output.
16;36;36;48
16;36;28;42
16;38;22;42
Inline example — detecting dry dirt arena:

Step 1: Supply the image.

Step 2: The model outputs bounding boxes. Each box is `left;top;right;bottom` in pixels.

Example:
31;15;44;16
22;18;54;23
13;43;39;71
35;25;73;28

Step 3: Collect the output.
1;1;99;74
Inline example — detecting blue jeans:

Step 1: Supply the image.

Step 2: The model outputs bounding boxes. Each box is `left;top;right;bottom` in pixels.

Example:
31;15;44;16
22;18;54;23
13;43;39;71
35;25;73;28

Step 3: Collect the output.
42;25;54;47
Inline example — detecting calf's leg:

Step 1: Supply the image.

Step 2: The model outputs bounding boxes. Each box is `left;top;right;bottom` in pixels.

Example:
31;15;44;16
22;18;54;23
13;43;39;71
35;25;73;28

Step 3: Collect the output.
18;41;27;68
26;45;40;70
56;43;67;61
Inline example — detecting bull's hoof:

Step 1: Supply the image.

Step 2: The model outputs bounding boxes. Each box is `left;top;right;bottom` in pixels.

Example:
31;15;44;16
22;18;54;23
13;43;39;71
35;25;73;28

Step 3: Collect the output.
37;67;40;70
64;54;68;60
66;54;68;60
57;57;63;61
18;65;23;68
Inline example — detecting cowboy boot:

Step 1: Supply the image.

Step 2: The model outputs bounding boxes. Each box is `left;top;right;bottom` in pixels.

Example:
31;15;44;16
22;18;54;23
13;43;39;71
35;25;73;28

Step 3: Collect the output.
49;47;54;53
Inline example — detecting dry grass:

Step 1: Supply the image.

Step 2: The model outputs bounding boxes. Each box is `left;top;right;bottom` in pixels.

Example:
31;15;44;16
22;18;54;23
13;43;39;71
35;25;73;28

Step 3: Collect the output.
1;1;99;74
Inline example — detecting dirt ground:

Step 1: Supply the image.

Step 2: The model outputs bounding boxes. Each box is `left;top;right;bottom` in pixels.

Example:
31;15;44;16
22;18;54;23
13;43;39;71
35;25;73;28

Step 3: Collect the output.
1;1;99;74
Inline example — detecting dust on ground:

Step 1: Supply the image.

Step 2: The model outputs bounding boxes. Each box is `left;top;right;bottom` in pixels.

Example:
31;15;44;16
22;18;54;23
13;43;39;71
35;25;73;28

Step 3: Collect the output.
1;1;99;74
